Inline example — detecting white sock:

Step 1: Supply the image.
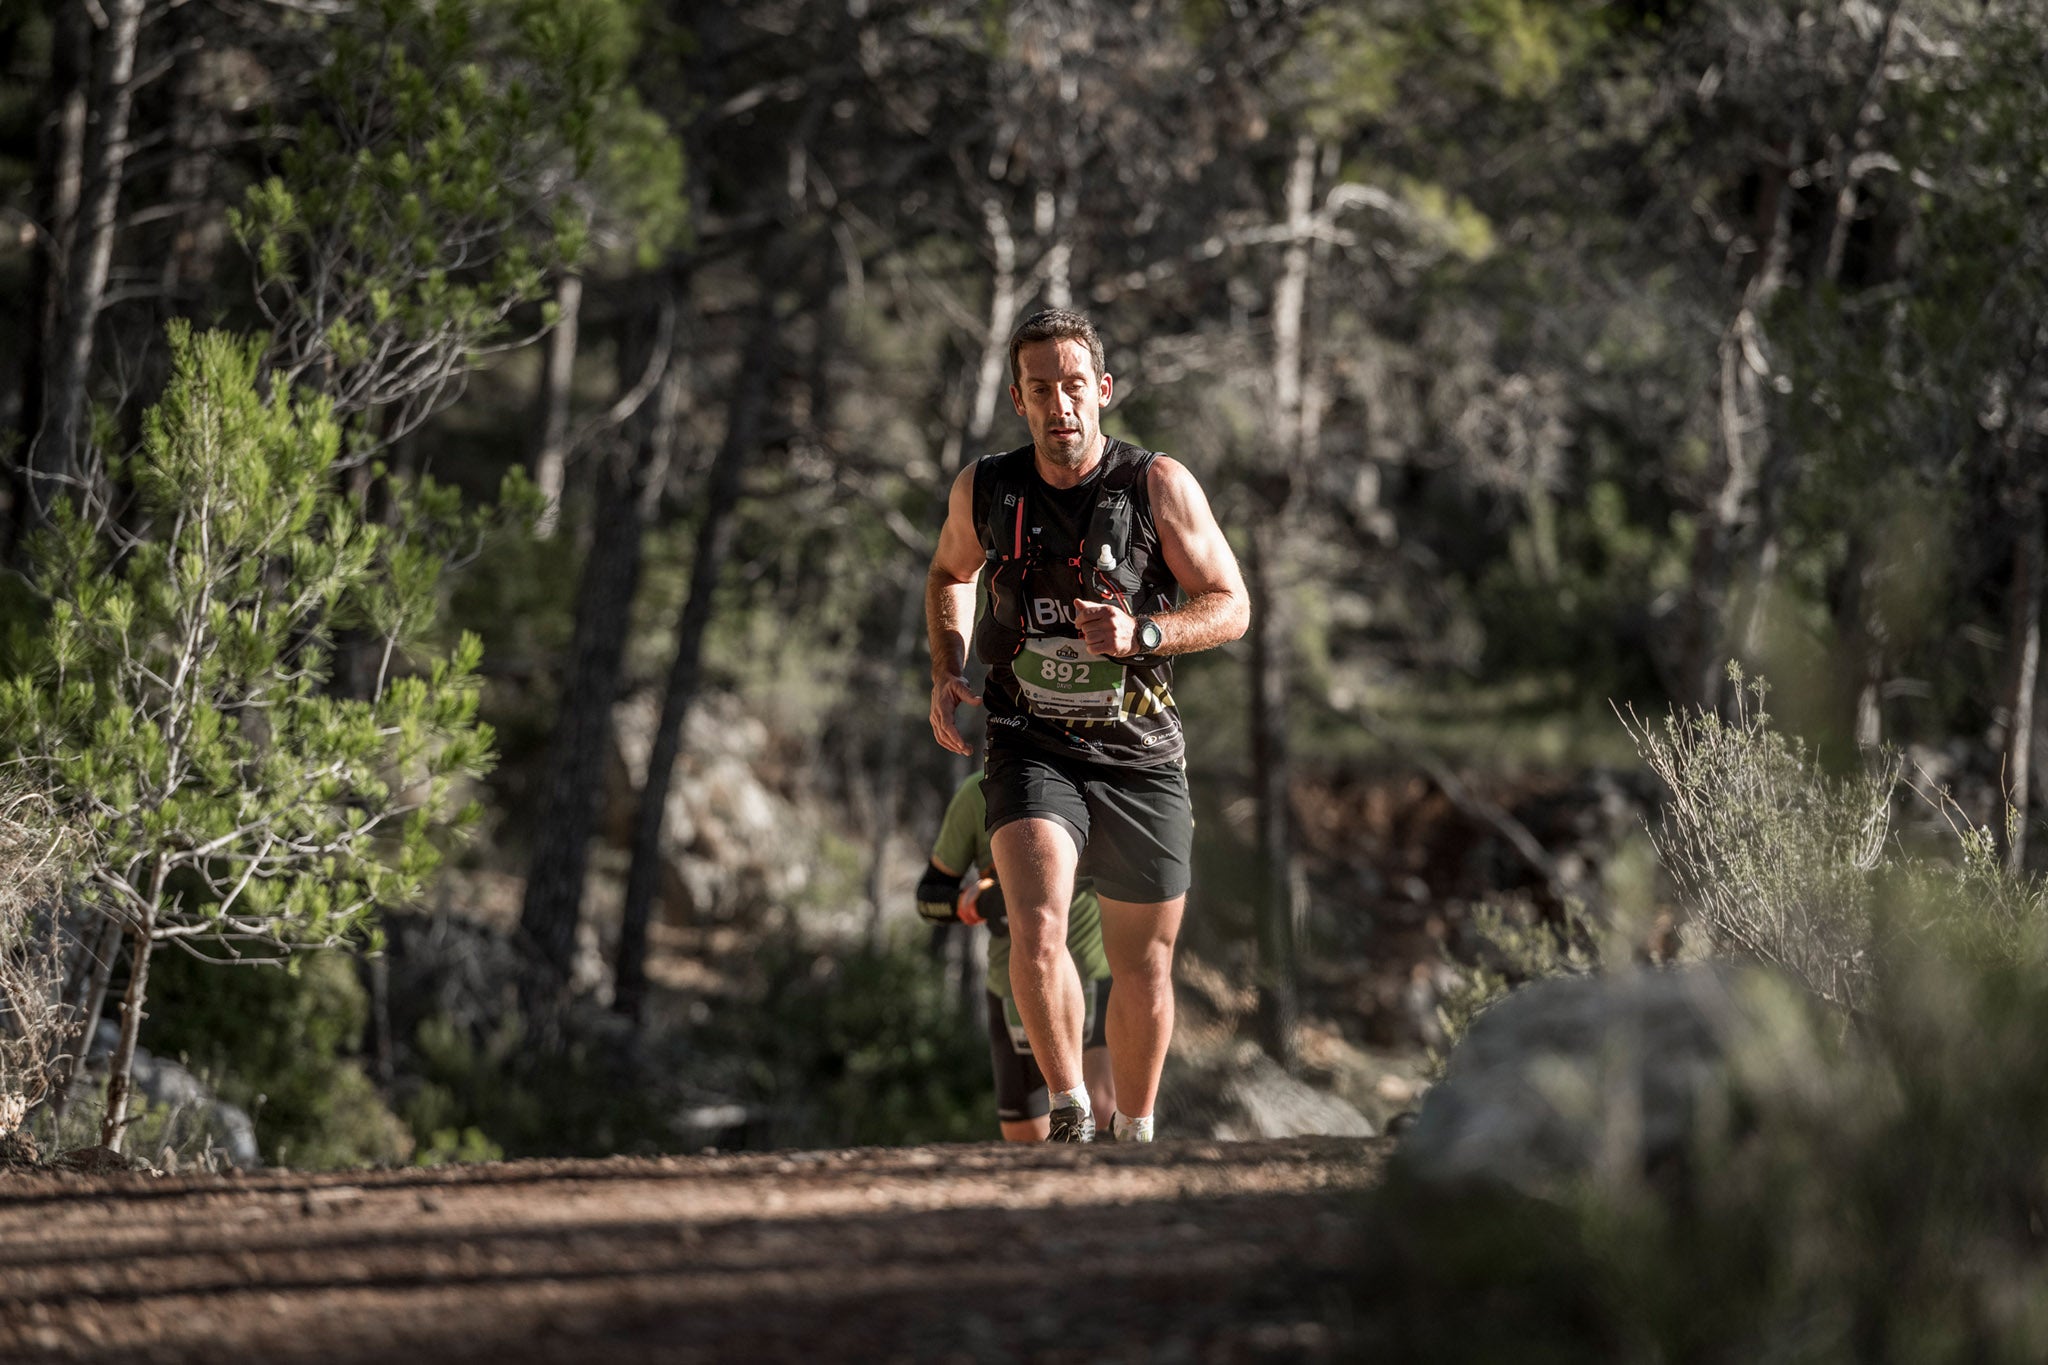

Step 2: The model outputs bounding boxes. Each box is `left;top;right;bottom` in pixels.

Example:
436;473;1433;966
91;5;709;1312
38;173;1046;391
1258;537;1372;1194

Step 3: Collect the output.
1113;1112;1154;1142
1050;1087;1091;1115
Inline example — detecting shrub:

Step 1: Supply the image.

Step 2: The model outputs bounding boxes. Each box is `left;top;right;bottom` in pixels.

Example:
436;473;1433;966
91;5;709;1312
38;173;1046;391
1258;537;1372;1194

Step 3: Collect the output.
142;948;412;1169
1351;672;2048;1359
1430;896;1600;1067
0;796;75;1136
1622;664;1901;1012
695;930;992;1149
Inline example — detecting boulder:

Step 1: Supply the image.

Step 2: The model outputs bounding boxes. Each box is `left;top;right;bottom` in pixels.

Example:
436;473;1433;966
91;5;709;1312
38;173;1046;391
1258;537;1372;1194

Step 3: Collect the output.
70;1019;262;1170
1161;1039;1376;1140
608;693;821;926
1397;963;1822;1195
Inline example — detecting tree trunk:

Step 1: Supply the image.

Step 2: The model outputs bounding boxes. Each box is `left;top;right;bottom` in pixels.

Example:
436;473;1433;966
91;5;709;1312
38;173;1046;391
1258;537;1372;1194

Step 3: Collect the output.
532;272;584;538
46;907;120;1127
100;908;154;1154
1809;0;1903;287
1247;523;1298;1070
1847;549;1887;751
11;0;93;554
1246;134;1318;1071
862;571;925;942
31;0;145;524
1679;143;1800;711
156;6;224;304
613;304;777;1022
965;197;1020;453
2003;493;2044;871
519;300;673;998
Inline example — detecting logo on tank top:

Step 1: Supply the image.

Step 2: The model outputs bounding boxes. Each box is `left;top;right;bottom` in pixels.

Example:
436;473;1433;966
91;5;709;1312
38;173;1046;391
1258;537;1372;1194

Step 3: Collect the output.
1030;598;1078;628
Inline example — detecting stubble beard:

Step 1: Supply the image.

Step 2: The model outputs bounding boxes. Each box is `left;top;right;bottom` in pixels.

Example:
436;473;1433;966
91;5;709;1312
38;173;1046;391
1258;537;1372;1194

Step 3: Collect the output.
1037;420;1094;472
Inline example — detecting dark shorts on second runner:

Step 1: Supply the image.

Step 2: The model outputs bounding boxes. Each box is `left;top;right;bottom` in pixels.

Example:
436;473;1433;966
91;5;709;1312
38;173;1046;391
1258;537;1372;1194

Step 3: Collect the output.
983;746;1193;903
986;978;1112;1123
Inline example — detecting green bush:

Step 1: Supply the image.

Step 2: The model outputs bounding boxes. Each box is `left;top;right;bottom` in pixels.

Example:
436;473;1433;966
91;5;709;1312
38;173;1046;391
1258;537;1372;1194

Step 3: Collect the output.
142;948;412;1169
1432;896;1599;1067
395;1005;672;1161
697;930;992;1149
1349;673;2048;1359
1623;664;1910;1013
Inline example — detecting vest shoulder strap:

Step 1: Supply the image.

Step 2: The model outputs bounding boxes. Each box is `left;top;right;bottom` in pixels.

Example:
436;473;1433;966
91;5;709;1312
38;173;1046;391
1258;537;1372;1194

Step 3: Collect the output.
973;446;1036;559
972;440;1159;561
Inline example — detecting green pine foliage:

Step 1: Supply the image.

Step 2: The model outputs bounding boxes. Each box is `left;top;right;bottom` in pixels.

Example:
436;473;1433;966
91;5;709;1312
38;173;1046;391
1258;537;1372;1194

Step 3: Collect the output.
0;322;495;987
232;0;684;424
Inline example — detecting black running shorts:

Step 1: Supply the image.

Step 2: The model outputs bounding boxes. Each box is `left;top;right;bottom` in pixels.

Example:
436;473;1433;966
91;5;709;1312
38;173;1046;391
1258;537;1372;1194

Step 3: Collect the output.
982;746;1193;903
985;979;1112;1123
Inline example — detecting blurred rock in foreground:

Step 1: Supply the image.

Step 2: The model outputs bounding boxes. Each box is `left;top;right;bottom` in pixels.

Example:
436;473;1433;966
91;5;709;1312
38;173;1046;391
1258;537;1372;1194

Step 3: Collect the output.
1397;964;1826;1195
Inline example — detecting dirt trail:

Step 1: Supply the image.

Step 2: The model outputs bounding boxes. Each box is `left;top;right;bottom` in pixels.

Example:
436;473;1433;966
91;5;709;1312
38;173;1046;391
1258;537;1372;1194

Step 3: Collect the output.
1;1136;1388;1363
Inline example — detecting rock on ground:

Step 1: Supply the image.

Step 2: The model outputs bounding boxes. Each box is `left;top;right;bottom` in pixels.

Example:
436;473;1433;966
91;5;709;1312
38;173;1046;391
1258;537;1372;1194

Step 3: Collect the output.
1163;1039;1377;1141
1397;963;1823;1194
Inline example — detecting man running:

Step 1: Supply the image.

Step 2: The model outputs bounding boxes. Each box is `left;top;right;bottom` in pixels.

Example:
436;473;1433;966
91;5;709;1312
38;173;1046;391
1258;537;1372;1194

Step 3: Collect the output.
925;308;1249;1142
917;772;1116;1141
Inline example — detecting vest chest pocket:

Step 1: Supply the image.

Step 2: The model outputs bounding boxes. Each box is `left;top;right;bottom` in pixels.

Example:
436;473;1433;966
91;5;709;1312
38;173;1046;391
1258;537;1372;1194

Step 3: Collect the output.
1015;636;1126;722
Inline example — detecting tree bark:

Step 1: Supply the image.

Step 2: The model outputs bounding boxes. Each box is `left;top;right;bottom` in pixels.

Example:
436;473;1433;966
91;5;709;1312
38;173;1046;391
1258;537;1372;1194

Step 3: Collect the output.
156;6;224;304
862;572;925;943
613;303;777;1022
1247;522;1299;1070
46;906;120;1127
11;0;93;554
1679;142;1800;711
31;0;145;524
100;902;154;1154
2003;492;2044;871
532;272;584;538
964;196;1020;455
1247;133;1318;1071
519;299;674;998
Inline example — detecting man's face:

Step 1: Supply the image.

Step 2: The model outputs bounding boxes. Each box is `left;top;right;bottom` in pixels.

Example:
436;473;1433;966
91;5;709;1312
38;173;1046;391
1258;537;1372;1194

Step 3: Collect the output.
1010;338;1112;471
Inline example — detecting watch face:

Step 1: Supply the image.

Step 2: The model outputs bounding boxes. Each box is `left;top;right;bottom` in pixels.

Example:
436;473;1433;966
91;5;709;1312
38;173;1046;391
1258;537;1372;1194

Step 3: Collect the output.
1139;618;1163;651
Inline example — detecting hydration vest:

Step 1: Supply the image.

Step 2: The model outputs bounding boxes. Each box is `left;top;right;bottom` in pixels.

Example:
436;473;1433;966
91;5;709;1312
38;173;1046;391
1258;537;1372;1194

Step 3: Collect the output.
973;440;1164;666
970;439;1184;766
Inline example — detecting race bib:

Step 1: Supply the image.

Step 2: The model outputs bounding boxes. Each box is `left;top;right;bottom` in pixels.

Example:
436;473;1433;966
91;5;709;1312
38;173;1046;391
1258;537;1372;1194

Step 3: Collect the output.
1002;989;1100;1055
1015;636;1125;722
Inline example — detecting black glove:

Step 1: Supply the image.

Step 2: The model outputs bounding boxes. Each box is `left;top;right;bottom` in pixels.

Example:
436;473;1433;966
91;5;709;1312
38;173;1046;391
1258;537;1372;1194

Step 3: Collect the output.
974;878;1007;928
916;861;964;924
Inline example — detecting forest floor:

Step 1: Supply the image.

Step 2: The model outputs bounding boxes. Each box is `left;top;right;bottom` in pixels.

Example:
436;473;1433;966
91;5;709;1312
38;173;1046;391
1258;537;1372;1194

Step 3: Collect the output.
0;1135;1389;1363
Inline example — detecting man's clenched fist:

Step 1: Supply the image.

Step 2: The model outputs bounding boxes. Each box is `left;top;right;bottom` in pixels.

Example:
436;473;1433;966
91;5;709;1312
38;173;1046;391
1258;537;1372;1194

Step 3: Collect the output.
1072;598;1137;658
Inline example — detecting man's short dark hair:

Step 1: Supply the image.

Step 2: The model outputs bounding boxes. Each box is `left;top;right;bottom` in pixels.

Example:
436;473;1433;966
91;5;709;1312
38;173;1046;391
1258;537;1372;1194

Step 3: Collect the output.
1008;309;1107;387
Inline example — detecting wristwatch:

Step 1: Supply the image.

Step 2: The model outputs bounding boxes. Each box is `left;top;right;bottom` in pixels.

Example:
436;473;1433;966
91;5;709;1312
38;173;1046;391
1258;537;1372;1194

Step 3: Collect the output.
1134;615;1164;653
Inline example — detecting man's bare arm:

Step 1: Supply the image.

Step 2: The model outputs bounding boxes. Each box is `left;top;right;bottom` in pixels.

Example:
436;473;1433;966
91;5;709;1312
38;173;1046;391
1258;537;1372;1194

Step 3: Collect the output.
1147;455;1249;654
926;463;985;755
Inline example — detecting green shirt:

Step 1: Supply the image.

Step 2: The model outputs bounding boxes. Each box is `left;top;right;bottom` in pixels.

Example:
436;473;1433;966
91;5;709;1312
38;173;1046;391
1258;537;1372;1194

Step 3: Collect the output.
930;773;1111;997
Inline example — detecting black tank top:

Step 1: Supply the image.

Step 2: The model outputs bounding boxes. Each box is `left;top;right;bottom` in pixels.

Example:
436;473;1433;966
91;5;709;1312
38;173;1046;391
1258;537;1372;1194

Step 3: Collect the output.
972;438;1184;767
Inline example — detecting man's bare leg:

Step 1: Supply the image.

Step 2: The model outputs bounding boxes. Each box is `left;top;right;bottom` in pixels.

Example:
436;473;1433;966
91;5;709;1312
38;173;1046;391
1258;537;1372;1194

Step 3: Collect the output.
1082;1043;1117;1123
1099;894;1185;1121
989;818;1085;1097
1000;1116;1049;1142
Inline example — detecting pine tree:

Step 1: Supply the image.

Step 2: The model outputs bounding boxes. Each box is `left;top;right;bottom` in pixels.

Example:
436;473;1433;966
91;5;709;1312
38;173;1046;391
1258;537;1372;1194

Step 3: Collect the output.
0;325;501;1153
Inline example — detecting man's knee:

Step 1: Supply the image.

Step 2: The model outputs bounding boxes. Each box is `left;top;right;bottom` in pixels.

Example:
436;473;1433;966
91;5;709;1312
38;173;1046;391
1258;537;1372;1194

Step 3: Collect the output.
1008;903;1072;957
1104;925;1176;979
1116;969;1173;1016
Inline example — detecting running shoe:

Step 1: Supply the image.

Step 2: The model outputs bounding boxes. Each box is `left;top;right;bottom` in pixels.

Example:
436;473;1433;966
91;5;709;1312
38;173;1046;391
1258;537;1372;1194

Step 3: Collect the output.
1047;1103;1095;1143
